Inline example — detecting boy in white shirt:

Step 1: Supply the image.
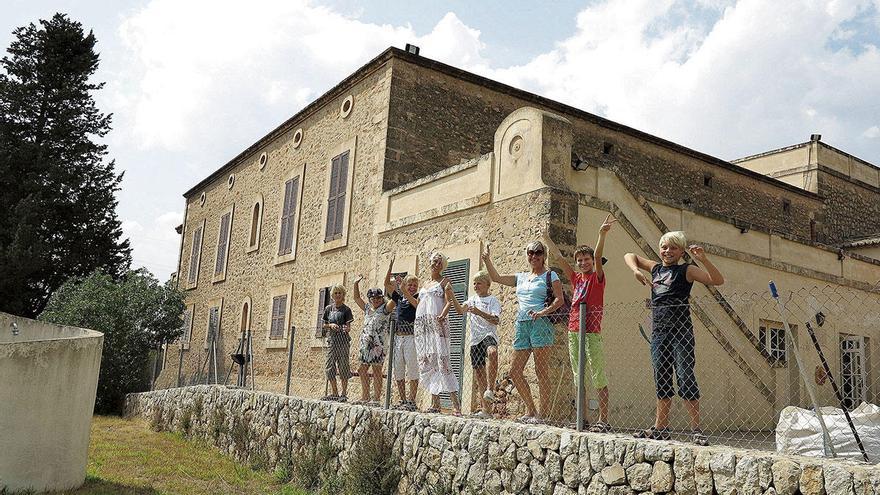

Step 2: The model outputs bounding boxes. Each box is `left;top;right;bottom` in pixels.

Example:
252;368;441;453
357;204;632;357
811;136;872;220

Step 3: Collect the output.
446;270;502;418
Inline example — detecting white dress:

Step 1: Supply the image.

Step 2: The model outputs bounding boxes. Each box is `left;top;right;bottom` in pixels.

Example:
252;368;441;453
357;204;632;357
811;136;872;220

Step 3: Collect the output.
414;283;459;394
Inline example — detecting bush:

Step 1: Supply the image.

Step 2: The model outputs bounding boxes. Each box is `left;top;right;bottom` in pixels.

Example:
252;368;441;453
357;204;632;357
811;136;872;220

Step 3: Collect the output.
342;416;401;495
39;269;185;414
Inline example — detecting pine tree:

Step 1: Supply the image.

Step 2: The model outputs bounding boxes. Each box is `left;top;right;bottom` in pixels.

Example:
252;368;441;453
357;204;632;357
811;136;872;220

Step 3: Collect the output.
0;13;130;318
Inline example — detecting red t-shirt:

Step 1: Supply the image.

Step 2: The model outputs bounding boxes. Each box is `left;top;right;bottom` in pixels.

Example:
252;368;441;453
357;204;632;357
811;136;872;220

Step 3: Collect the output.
567;271;605;333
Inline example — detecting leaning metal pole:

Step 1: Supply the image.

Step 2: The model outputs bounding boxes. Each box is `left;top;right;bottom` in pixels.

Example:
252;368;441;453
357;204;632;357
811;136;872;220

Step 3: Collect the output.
576;302;587;432
804;321;869;462
769;281;837;457
384;318;397;409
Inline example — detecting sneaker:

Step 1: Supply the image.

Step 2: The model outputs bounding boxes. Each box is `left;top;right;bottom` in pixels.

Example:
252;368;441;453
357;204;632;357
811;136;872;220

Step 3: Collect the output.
337;395;348;403
483;389;495;402
692;429;709;446
321;395;338;401
589;422;612;433
633;427;670;441
472;410;492;419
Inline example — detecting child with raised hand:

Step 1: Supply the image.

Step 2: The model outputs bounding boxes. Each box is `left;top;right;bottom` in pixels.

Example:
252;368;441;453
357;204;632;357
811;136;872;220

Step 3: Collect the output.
352;275;394;405
384;257;419;411
623;231;724;446
545;213;616;432
444;270;502;418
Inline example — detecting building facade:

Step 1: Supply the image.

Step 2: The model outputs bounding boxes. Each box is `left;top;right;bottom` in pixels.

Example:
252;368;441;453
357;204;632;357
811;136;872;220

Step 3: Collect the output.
156;47;880;432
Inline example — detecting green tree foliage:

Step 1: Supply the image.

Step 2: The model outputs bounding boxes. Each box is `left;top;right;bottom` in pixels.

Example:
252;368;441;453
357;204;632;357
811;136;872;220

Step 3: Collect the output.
0;13;130;318
40;269;185;414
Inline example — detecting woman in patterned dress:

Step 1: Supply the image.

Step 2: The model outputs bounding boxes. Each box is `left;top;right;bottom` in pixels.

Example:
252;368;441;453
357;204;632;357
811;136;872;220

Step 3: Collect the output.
399;252;461;415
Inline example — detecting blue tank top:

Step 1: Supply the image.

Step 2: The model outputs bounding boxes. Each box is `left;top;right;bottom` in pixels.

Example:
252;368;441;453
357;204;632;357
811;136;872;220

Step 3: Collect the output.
650;263;694;331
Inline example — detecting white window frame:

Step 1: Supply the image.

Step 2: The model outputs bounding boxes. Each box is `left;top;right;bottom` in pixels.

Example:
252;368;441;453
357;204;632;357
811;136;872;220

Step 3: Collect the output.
759;319;789;367
840;334;867;409
274;163;306;266
212;204;235;283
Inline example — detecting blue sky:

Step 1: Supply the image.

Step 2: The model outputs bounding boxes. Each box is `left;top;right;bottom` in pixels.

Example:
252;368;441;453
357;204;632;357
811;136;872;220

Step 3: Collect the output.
2;0;880;280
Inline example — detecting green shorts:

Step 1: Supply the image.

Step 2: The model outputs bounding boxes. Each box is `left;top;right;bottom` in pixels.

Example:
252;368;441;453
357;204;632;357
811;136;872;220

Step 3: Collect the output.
567;332;608;389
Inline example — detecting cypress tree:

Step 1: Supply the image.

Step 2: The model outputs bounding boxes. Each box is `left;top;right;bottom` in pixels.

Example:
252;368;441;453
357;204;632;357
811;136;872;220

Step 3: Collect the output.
0;13;130;317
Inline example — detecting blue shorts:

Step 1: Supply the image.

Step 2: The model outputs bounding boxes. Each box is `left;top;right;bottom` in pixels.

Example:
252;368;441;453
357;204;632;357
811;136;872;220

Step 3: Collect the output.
513;318;555;350
650;328;700;400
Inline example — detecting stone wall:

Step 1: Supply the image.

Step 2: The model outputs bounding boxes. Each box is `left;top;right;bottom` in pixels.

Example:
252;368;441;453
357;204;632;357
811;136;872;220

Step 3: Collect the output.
817;169;880;245
126;386;880;495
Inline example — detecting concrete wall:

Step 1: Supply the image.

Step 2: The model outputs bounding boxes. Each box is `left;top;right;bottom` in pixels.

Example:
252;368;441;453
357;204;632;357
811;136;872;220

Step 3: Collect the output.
125;386;880;495
0;312;103;493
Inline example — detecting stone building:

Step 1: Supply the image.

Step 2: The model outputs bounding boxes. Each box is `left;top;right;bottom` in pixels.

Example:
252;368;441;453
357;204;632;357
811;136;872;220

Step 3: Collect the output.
156;47;880;433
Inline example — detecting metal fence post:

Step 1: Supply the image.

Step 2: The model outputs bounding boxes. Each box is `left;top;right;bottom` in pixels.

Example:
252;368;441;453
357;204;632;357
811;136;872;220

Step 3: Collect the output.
285;324;296;396
385;318;397;409
576;301;587;432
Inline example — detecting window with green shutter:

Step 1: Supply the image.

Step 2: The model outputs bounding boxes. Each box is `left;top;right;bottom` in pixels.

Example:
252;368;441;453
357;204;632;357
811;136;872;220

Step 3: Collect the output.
278;177;299;255
440;259;469;408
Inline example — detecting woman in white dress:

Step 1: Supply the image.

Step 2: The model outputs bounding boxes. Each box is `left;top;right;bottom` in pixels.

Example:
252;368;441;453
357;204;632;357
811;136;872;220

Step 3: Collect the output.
399;252;461;415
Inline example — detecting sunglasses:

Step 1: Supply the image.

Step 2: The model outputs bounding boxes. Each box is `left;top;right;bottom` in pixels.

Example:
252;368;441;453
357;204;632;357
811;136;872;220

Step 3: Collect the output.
527;250;545;256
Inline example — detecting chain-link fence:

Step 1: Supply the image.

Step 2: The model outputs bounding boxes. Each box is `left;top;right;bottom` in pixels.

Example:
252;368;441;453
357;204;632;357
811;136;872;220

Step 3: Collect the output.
194;283;878;462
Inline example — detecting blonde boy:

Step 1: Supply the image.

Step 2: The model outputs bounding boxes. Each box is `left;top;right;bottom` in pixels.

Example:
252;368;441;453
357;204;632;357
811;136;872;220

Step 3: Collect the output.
447;270;502;417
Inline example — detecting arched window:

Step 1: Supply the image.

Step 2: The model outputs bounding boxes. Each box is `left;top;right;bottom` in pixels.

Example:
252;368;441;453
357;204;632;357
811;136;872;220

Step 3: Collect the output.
246;195;263;253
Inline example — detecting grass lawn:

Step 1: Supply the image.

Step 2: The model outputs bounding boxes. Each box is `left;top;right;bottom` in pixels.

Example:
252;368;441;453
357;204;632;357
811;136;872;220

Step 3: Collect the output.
44;416;310;495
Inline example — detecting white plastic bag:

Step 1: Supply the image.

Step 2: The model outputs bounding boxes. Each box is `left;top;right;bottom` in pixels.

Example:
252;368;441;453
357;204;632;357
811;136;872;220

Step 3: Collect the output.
776;402;880;461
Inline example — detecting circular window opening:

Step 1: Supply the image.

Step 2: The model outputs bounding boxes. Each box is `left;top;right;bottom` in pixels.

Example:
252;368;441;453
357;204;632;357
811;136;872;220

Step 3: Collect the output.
259;152;268;169
227;174;235;189
199;192;206;206
340;95;353;118
292;128;303;149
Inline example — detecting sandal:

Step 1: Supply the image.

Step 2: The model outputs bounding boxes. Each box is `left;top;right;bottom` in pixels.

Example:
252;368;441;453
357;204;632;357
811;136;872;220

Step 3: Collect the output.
337;395;348;403
692;429;709;446
426;407;441;414
633;426;670;440
589;422;612;433
321;395;338;401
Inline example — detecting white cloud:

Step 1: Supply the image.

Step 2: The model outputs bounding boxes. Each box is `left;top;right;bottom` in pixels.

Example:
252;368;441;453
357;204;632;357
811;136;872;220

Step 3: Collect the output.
864;125;880;138
124;211;183;280
115;1;484;153
485;0;880;161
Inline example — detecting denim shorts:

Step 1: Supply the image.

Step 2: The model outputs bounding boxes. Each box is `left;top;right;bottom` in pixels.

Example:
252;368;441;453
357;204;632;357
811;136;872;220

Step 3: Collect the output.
650;328;700;400
513;318;555;350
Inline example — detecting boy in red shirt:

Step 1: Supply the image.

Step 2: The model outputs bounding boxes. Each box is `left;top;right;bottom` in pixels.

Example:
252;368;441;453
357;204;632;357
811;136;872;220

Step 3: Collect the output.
546;213;615;432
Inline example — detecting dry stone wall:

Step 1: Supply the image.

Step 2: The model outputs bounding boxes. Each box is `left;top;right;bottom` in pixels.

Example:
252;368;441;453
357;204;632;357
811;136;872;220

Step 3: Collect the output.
126;386;880;495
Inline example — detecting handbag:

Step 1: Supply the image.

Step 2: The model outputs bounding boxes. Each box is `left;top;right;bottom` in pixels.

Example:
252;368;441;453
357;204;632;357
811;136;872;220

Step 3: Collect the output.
544;271;571;324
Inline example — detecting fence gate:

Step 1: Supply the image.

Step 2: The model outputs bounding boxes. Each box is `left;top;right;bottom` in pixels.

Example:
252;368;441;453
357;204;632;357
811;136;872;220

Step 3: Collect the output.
440;259;469;408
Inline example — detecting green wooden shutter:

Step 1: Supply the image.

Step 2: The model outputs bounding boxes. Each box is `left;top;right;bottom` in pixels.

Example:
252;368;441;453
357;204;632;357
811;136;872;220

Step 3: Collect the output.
214;212;231;275
187;226;203;285
440;259;469;407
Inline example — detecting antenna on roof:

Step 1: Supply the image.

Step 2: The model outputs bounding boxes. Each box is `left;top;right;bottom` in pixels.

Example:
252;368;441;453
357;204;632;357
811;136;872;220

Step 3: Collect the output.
405;43;420;56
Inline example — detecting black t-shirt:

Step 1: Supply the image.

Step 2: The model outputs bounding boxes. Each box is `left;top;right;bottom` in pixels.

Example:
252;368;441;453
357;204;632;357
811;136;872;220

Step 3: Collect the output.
323;303;354;340
390;291;418;332
650;263;694;331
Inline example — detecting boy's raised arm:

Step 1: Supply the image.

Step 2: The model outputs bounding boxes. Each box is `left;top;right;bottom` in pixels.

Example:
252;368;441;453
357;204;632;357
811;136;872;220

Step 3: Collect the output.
686;246;725;286
624;252;655;286
594;213;617;280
